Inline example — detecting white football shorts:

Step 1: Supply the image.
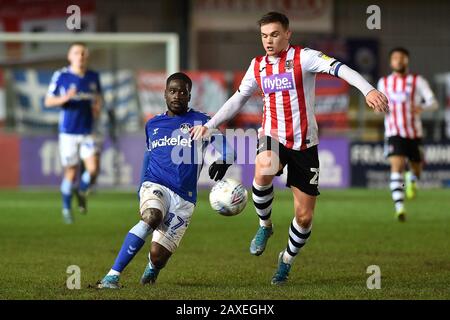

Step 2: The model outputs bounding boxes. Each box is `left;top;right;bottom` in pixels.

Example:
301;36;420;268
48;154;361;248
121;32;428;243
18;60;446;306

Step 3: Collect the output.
139;181;195;253
92;133;104;155
59;133;96;167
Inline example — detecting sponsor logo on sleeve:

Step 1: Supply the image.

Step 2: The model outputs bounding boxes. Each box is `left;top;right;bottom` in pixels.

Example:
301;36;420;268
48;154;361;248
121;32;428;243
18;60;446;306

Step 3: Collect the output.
318;52;332;60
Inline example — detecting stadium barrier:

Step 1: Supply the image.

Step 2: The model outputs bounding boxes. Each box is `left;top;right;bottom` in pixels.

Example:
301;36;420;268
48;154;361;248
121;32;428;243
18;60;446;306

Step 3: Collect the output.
351;141;450;188
2;133;449;189
1;133;349;189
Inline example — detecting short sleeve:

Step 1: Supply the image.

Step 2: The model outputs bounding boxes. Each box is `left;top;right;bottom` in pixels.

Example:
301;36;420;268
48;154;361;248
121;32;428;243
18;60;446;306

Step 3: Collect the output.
377;78;385;93
145;121;151;151
238;58;259;97
47;71;62;97
301;48;339;75
416;75;436;105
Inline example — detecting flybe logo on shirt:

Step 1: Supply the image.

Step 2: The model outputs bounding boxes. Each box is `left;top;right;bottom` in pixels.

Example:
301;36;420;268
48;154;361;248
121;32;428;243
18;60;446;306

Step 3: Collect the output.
151;135;192;149
262;72;294;94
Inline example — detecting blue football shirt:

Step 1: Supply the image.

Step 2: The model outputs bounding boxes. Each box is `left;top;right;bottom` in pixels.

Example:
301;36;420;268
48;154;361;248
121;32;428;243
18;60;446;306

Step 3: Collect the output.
47;66;102;134
142;108;234;204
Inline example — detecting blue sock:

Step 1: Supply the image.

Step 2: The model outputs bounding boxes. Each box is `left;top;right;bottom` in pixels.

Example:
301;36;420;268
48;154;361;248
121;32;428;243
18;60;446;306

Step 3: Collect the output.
60;179;72;210
111;221;152;274
79;171;91;193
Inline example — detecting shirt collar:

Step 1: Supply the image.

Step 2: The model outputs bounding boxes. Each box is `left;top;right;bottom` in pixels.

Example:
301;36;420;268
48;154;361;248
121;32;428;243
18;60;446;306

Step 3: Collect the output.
68;65;86;77
164;107;191;117
265;44;291;64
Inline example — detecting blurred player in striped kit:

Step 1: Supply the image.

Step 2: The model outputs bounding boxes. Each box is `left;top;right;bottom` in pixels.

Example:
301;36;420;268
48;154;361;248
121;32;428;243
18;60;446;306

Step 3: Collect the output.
191;12;389;285
377;48;437;221
44;42;103;224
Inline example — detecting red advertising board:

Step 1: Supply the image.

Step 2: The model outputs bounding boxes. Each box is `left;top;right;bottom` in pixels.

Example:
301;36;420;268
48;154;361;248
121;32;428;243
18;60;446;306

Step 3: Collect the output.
0;134;20;188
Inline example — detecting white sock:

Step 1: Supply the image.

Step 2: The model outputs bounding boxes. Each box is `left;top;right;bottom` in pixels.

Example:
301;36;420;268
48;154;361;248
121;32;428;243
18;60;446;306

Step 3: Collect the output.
282;219;312;264
395;202;405;213
252;180;274;227
107;269;121;276
282;250;296;264
390;172;405;212
409;172;418;182
130;220;153;239
259;218;272;227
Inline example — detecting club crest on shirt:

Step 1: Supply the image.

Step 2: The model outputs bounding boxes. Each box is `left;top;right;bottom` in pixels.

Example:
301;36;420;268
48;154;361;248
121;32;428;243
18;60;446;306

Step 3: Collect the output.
285;59;294;70
89;82;97;91
180;123;192;134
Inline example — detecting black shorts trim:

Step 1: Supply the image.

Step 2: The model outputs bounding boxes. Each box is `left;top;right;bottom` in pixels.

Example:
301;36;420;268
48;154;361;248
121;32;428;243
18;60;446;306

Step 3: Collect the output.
385;136;423;162
256;136;320;196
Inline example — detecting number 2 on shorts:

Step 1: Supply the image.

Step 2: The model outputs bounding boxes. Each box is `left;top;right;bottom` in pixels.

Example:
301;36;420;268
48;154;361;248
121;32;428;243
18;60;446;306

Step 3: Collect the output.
309;168;319;185
164;212;185;230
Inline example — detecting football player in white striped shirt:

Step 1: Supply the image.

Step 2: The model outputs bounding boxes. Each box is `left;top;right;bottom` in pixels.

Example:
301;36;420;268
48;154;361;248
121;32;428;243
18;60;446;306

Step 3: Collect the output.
377;47;437;221
191;12;389;285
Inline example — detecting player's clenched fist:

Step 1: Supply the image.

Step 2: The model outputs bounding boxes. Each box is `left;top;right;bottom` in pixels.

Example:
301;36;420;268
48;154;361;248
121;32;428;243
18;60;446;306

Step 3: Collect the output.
366;89;389;113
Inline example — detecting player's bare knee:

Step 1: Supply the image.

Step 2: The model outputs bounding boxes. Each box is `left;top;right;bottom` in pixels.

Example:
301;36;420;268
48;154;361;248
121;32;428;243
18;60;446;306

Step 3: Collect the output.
295;209;313;229
254;176;269;187
255;153;281;179
88;168;97;178
254;172;274;187
64;166;77;181
141;208;163;229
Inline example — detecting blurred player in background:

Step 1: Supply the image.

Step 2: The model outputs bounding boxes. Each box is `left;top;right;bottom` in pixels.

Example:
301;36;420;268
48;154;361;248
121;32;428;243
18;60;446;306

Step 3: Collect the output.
80;113;104;192
377;47;438;221
191;12;389;285
98;73;235;289
44;42;103;224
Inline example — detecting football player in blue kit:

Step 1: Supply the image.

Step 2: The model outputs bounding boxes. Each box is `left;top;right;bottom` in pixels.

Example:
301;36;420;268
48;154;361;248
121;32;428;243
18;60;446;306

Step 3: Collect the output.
98;72;235;288
44;42;103;224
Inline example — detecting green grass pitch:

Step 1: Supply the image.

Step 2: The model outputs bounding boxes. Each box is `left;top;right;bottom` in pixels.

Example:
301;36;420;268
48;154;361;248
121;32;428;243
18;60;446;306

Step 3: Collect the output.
0;188;449;300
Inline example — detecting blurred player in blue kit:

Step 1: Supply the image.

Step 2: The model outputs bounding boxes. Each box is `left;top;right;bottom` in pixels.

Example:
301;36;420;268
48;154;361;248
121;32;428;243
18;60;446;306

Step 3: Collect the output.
98;72;235;288
44;42;103;224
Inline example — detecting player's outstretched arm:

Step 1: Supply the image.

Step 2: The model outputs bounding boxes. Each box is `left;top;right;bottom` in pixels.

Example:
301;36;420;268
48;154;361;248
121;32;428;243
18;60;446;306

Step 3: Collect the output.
337;64;389;113
302;49;388;113
412;76;438;114
190;91;250;140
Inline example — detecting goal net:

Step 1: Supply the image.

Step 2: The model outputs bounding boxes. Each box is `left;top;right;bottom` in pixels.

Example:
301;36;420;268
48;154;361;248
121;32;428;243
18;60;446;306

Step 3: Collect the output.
0;32;179;187
0;32;179;134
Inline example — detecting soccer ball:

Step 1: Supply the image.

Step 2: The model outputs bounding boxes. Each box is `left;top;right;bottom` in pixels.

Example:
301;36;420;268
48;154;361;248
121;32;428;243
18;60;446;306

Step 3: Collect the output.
209;178;248;216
